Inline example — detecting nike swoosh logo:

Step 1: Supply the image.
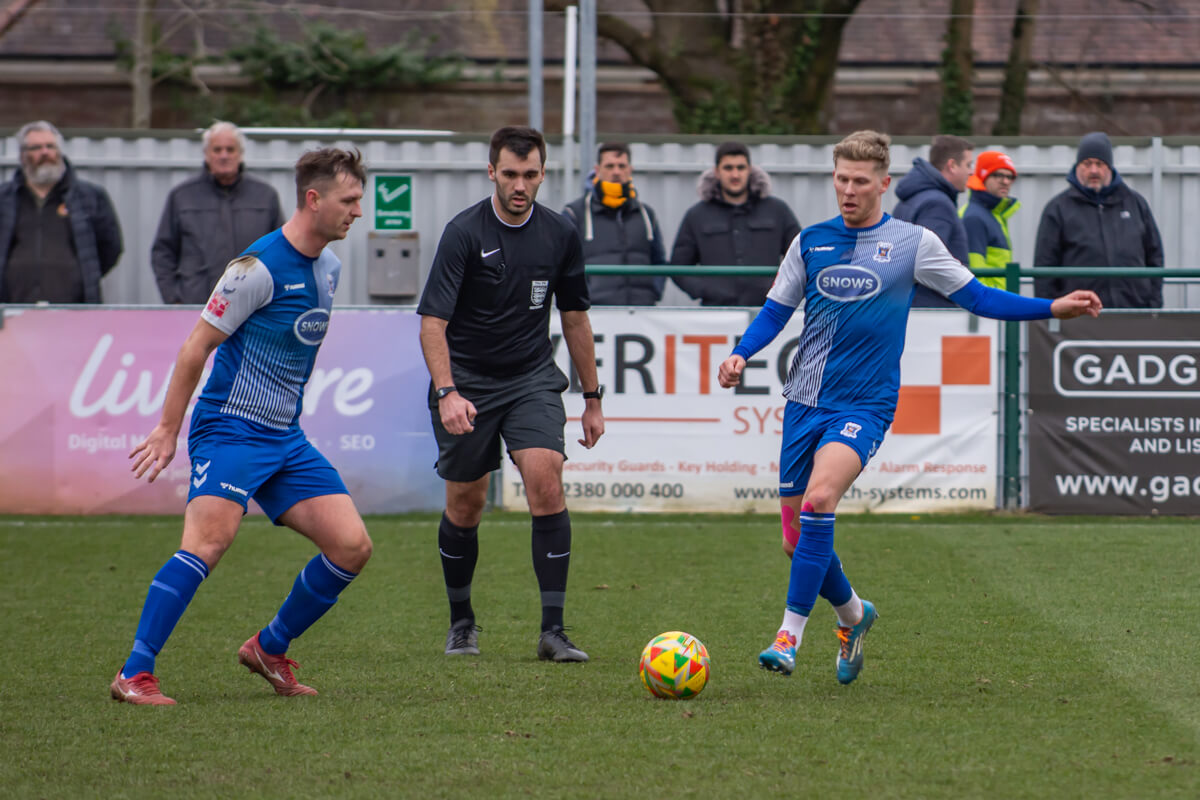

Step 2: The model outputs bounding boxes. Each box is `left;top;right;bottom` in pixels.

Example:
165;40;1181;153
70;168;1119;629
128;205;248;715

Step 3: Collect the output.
256;651;286;684
546;551;570;559
480;247;501;258
439;548;464;559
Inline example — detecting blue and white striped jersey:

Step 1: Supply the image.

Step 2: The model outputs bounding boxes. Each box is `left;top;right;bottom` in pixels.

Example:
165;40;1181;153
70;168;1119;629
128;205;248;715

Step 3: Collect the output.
196;228;340;430
768;213;974;415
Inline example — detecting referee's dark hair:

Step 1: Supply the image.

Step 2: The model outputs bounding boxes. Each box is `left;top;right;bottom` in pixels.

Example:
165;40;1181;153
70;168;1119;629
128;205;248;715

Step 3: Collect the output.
293;147;366;208
715;141;751;166
489;126;547;169
929;134;973;171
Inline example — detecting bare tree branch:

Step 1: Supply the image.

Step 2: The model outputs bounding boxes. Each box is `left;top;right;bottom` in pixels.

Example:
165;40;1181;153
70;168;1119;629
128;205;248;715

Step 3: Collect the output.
0;0;39;40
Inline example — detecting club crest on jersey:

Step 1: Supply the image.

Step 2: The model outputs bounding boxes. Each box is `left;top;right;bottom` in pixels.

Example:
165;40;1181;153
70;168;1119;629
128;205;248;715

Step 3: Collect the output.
530;280;549;308
293;308;331;346
839;422;863;439
326;273;336;297
815;265;881;302
873;242;893;262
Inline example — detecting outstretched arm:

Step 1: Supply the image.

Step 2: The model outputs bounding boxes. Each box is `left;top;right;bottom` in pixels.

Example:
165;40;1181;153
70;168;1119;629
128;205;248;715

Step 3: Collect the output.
950;279;1102;320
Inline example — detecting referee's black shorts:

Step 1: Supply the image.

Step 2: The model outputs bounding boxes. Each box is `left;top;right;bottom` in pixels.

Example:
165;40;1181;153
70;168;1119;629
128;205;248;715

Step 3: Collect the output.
428;359;569;483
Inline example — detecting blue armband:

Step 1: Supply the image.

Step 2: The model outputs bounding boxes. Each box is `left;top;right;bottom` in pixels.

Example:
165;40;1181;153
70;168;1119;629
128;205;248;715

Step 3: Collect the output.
949;279;1054;321
731;298;796;359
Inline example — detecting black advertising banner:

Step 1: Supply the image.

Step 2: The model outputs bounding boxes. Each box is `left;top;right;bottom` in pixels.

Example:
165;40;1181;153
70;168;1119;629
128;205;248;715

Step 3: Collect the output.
1029;314;1200;514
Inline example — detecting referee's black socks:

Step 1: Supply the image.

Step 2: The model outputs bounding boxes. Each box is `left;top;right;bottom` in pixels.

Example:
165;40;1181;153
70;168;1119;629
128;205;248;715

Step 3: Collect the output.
438;513;479;625
531;509;572;631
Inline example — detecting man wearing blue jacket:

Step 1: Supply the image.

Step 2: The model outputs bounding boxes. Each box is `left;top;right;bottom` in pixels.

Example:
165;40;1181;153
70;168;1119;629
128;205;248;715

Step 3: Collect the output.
891;135;973;307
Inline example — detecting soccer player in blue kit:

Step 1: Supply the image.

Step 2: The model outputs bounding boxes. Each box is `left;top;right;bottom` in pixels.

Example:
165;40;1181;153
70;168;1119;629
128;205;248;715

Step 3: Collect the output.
110;148;372;705
718;131;1101;684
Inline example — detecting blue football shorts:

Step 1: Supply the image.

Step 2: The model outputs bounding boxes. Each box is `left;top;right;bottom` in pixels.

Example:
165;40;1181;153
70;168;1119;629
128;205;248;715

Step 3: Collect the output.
778;401;890;497
185;405;348;524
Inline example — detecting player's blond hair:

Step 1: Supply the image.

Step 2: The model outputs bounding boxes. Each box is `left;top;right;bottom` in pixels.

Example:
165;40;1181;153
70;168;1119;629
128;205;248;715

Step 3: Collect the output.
833;130;891;173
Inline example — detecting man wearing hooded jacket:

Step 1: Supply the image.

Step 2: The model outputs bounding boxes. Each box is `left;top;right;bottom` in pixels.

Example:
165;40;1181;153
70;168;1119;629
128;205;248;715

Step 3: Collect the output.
1033;132;1164;309
562;142;666;305
670;142;801;307
892;134;973;307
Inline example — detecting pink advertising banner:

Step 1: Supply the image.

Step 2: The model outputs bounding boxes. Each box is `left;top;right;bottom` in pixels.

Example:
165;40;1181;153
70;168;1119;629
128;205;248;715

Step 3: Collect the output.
0;307;443;515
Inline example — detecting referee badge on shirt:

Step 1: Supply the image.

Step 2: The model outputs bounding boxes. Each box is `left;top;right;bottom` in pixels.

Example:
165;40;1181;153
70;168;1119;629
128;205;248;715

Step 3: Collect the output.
530;280;548;308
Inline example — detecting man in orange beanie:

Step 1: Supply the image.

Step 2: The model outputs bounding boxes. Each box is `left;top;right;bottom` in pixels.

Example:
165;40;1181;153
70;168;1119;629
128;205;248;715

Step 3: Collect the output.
960;151;1019;290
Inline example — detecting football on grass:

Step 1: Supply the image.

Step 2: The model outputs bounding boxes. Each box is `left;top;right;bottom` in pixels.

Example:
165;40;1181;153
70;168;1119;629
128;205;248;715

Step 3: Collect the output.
638;631;710;699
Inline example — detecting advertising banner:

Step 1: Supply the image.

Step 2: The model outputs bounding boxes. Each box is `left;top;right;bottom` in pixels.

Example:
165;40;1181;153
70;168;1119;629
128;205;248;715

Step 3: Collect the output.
0;307;442;515
499;309;999;513
1028;314;1200;514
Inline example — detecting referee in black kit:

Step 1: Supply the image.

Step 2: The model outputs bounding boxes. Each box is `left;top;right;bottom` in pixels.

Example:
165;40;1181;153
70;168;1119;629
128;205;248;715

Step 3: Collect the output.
417;126;605;662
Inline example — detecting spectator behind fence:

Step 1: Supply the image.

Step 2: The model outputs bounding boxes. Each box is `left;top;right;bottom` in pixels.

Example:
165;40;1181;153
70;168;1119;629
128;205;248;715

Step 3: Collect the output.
892;134;973;307
151;121;284;304
1033;132;1164;308
561;142;666;305
960;151;1019;290
670;142;801;306
0;121;122;303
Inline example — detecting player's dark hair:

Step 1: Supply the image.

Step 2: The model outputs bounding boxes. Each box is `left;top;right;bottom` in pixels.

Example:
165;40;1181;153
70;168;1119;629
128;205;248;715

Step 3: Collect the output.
929;134;973;171
715;141;751;166
489;126;546;168
597;142;630;162
294;147;366;207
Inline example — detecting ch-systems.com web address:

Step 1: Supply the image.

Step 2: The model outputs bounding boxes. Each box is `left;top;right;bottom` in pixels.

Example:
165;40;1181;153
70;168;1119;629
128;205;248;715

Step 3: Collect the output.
732;486;990;501
1054;474;1200;502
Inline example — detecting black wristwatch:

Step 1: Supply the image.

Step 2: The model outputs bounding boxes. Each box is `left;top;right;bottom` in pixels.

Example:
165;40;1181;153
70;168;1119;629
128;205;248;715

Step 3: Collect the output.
435;385;458;400
582;385;605;401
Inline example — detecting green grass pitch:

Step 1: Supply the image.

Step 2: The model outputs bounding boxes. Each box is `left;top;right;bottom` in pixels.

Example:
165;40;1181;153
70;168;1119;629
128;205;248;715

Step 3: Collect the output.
1;512;1198;799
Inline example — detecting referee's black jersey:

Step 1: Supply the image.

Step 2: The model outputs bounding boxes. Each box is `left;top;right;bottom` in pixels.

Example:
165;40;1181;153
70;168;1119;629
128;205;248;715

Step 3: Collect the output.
418;197;589;378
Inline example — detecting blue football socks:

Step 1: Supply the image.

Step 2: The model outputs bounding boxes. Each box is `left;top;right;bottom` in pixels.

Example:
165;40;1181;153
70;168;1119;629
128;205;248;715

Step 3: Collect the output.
258;554;357;655
122;550;209;677
785;509;835;616
819;550;853;607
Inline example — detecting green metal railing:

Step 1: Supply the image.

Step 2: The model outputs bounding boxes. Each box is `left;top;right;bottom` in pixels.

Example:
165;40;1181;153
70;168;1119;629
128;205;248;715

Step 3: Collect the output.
585;262;1200;510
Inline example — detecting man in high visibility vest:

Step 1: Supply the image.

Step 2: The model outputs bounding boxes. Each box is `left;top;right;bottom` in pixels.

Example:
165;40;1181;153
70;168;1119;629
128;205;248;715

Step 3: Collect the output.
960;151;1019;290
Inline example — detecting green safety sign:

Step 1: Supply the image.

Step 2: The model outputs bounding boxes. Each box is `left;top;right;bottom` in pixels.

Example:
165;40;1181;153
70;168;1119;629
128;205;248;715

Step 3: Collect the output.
374;175;413;230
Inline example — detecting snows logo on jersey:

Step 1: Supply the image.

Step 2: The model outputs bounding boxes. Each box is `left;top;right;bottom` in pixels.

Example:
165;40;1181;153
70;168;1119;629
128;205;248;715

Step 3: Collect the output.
530;280;549;308
293;308;331;346
815;266;881;302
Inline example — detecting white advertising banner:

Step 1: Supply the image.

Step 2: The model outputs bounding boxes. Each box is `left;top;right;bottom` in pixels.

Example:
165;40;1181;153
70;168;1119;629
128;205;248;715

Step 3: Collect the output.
499;309;999;513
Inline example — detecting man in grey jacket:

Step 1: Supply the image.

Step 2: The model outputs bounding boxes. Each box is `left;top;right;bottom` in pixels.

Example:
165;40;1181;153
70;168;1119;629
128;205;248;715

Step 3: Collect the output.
151;121;284;304
670;142;801;306
562;142;666;305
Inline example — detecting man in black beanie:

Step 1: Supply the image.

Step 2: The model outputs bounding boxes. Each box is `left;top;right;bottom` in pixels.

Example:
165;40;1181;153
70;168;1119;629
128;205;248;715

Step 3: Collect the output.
1033;131;1164;308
